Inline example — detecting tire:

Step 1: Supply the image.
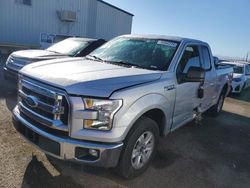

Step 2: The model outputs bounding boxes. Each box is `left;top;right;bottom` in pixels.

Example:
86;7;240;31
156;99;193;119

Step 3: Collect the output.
208;91;225;117
116;117;159;179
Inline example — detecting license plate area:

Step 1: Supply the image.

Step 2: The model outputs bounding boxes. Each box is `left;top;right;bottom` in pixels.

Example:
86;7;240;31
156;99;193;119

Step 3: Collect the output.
14;121;60;156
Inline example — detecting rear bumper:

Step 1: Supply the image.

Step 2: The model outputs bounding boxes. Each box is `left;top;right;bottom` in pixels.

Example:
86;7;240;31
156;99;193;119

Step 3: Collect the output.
3;66;18;83
13;106;123;168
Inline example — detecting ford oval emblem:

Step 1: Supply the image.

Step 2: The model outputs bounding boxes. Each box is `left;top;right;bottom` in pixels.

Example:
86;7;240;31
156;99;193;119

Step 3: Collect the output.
25;96;38;108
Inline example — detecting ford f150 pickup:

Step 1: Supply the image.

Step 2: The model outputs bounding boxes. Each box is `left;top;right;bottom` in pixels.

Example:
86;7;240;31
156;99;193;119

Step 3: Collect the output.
4;37;105;82
13;34;233;178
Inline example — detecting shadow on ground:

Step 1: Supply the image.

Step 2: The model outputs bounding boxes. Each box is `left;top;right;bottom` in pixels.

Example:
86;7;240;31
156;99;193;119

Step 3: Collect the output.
21;156;83;188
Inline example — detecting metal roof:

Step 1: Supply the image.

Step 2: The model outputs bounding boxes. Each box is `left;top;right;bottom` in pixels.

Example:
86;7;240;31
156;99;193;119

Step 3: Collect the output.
220;61;248;66
68;37;97;42
98;0;134;16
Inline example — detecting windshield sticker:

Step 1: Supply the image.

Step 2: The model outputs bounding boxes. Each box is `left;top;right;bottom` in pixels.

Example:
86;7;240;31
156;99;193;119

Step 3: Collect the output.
157;41;177;48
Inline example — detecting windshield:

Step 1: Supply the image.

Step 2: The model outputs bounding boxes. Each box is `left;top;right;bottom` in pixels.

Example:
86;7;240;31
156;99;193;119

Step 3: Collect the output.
89;37;179;70
47;38;90;56
233;66;244;74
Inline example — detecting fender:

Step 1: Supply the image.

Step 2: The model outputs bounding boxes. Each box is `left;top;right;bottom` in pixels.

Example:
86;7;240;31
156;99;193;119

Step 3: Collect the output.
113;93;174;141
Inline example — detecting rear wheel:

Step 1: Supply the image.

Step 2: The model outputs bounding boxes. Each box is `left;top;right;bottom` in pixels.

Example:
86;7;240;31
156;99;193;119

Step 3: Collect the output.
208;92;225;117
116;117;159;179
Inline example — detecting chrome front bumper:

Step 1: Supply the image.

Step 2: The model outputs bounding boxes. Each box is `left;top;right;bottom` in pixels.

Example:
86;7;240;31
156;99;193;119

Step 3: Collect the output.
231;81;244;93
13;106;123;168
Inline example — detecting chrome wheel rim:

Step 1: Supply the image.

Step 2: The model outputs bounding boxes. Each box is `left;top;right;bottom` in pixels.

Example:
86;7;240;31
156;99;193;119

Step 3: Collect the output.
217;95;224;112
131;131;155;170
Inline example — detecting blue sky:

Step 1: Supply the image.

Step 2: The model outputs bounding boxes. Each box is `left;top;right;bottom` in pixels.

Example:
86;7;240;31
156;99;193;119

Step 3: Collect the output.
105;0;250;58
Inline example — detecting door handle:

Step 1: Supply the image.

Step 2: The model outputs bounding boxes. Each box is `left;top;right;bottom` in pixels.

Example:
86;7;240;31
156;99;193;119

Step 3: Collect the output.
164;85;175;91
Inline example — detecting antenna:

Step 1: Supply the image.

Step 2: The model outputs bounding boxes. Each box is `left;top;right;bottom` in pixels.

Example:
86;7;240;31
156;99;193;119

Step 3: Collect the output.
246;52;249;62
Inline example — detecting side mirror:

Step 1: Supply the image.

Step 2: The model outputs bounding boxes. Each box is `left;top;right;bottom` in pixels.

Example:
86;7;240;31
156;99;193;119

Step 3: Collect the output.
184;67;205;82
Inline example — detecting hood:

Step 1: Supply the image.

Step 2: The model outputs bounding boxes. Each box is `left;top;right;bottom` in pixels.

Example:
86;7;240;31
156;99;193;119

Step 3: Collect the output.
12;49;68;60
20;58;162;98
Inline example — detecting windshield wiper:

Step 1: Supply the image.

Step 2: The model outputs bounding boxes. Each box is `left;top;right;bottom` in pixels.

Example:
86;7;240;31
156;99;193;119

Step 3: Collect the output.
46;50;62;54
86;55;104;62
86;57;151;70
107;60;145;69
113;61;161;70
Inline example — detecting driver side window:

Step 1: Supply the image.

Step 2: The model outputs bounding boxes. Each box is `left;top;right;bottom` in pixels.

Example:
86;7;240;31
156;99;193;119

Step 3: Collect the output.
176;45;201;83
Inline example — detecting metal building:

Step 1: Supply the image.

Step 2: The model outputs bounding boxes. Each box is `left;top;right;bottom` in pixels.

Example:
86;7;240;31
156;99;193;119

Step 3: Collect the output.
0;0;133;49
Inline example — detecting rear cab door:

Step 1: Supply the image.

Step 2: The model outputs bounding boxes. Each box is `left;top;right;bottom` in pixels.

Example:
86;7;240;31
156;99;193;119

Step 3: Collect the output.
199;45;217;111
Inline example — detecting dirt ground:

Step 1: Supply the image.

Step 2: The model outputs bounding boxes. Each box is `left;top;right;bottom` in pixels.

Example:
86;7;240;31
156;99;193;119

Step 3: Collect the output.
0;55;250;188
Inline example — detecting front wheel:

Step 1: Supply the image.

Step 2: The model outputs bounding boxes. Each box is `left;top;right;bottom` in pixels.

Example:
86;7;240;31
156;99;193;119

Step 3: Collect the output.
116;117;159;179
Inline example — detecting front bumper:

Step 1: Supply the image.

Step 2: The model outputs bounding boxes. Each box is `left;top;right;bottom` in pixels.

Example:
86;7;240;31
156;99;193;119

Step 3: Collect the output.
231;81;244;93
13;106;123;168
3;66;18;83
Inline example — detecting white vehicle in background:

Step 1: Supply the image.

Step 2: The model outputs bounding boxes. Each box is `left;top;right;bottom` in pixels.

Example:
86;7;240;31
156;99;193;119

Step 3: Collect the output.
220;61;250;93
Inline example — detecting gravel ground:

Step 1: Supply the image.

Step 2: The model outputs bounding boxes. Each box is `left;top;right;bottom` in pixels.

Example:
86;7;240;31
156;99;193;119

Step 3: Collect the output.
0;55;250;188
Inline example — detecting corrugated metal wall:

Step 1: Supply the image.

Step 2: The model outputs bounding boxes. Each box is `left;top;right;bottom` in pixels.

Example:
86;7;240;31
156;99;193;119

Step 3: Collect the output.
95;1;133;40
0;0;133;47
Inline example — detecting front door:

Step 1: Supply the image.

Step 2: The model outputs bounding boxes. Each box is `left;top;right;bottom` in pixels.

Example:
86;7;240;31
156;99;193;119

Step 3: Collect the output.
172;45;202;130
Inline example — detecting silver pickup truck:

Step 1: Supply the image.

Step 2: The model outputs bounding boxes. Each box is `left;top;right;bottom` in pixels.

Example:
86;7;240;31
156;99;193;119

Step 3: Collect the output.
13;34;233;178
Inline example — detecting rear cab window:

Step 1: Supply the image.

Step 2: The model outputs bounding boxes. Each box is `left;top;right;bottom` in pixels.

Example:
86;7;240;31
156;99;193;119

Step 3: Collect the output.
200;46;212;71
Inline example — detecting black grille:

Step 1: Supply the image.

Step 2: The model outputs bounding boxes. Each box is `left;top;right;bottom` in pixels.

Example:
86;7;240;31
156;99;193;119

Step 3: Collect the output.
22;99;54;119
20;111;68;138
60;97;69;125
22;87;55;105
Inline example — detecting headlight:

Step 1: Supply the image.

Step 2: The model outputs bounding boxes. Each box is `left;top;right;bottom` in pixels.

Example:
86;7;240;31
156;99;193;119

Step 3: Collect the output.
83;98;122;131
233;77;242;82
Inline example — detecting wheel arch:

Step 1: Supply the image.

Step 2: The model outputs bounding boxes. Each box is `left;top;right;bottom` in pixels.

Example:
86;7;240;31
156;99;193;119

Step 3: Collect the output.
221;83;229;96
122;105;170;141
141;109;166;137
113;93;173;142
